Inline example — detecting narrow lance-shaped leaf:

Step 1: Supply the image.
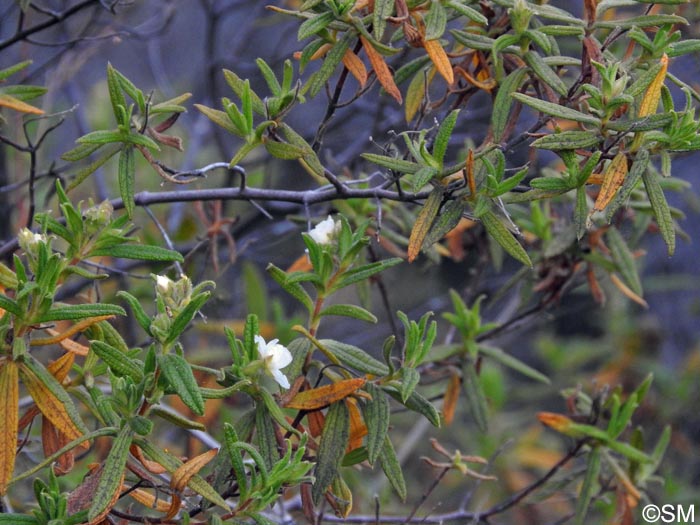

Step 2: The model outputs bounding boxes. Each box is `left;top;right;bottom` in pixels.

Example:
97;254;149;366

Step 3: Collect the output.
607;227;643;297
642;170;675;255
88;425;132;523
574;446;601;525
424;39;454;84
433;110;460;167
306;35;351;98
524;50;568;96
512;92;601;126
158;353;205;416
480;209;532;267
362;383;390;465
408;188;443;262
462;360;488;432
590;151;628;217
360;36;403;103
312;401;350;504
0;361;18;495
287;378;366;410
118;146;135;218
379;436;407;501
492;68;527;142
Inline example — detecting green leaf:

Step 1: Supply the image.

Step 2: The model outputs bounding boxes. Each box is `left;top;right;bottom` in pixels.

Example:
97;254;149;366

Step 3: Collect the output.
223;423;249;500
0;516;39;524
524;50;568;96
0;294;21;317
373;0;394;39
158;353;205;416
425;0;447;40
607;227;643;297
125;132;160;151
298;11;335;40
88;425;133;523
166;291;211;345
312;401;350;504
36;303;125;322
264;140;306;159
422;199;465;248
61;142;102;162
594;14;687;29
194;104;240;134
433;109;459;167
446;0;488;24
319;339;390;376
361;153;421;174
512;92;601;126
605;149;650;222
118;146;135;218
400;367;420;403
255;402;280;472
492;68;528;142
574;446;601;525
306;34;352;98
529;176;572;191
412;166;439;191
362;383;390;465
222;69;266;115
462;360;488;432
478;345;549;383
90;340;144;382
77;129;127;145
386;387;441;427
319;304;377;323
642;170;675;255
0;60;32;81
89;244;183;262
379;436;406;501
480;209;532;266
531;131;601;150
116;291;152;335
106;63;128;126
266;263;314;313
331;258;402;291
65;145;121;192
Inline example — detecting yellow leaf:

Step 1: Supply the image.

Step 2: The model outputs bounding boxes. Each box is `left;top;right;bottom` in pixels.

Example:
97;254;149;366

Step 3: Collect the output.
591;152;628;214
342;49;368;87
537;411;574;434
19;363;83;443
455;66;496;91
638;53;668;118
170;448;219;493
442;371;461;426
360;36;403;104
130;444;167;474
31;315;115;347
286;377;367;410
408;188;443;262
0;93;44;115
126;486;176;514
405;66;436;122
0;361;18;495
424;39;454;84
47;352;76;383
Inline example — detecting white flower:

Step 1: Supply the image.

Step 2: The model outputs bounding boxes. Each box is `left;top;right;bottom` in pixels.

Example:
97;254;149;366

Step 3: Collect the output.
155;274;174;294
308;215;340;245
255;335;293;389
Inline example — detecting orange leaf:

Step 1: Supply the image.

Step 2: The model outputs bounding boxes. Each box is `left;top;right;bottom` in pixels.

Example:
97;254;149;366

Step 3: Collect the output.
638;53;668;118
591;152;628;214
307;409;325;438
537;412;574;434
0;93;44;115
42;417;75;475
455;66;495;91
442;371;461;426
345;398;367;452
423;39;454;84
286;378;367;410
126;486;176;514
610;273;649;308
130;444;167;474
287;253;313;273
170;448;218;493
47;351;76;383
360;36;402;104
0;361;18;495
31;315;114;347
342;49;368;87
19;363;83;443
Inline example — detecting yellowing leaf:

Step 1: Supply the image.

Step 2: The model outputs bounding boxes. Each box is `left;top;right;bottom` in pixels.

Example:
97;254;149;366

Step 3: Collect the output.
360;36;403;103
0;361;18;495
170;448;218;493
408;188;443;262
442;371;461;426
424;39;454;84
126;486;176;514
47;351;76;383
346;398;368;452
591;152;628;216
0;93;43;115
286;378;367;410
19;363;84;443
342;49;368;87
130;444;168;474
609;273;649;308
638;53;668;118
31;315;115;347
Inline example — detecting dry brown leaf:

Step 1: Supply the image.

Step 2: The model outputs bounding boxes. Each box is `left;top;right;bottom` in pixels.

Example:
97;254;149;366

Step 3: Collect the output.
360;36;403;103
130;444;168;474
442;371;461;426
345;398;368;452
